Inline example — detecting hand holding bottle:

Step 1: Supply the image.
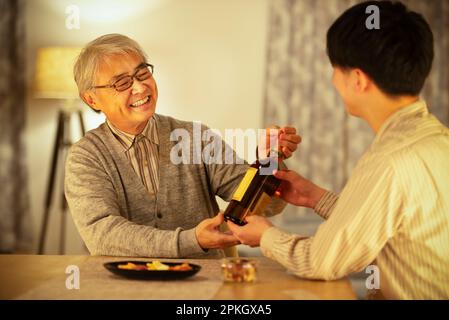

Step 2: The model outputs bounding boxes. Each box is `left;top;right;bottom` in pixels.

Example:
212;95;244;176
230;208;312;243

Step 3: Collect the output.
223;126;300;226
195;213;241;249
273;170;327;209
226;215;273;247
258;126;302;160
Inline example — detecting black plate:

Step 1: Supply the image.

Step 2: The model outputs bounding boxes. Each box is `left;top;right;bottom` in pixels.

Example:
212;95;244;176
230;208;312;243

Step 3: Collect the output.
103;261;201;280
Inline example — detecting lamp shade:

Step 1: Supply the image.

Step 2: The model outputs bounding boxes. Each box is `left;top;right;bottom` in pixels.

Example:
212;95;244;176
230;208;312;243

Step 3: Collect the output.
33;47;81;99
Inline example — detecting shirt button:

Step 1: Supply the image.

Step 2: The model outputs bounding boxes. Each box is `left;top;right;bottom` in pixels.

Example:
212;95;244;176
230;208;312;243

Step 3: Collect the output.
157;213;163;219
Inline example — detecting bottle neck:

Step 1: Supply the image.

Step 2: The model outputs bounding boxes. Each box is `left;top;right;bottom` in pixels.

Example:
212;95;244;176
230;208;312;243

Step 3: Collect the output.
256;146;285;161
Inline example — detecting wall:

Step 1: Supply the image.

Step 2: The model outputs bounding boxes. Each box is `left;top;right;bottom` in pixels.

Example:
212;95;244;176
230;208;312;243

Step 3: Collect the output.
25;0;269;254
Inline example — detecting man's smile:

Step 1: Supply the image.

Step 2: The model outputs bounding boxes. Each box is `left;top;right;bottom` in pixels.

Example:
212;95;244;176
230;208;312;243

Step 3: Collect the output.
129;95;151;108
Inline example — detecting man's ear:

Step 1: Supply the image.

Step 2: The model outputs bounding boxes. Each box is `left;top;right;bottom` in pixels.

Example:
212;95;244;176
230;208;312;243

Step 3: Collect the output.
82;91;100;111
353;68;370;93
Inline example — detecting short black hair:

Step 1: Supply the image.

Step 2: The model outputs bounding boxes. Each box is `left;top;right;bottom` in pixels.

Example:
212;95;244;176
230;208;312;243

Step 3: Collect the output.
327;0;434;96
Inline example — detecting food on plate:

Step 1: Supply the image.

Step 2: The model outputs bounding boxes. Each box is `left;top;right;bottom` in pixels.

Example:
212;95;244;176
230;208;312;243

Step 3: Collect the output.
117;261;192;271
146;260;169;270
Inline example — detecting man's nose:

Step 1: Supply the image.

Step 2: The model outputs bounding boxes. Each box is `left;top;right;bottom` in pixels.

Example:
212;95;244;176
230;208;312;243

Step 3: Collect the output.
131;78;146;94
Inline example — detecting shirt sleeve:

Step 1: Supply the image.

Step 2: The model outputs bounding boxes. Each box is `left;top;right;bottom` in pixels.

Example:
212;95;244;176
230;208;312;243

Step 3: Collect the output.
260;160;405;280
314;190;339;220
65;143;205;258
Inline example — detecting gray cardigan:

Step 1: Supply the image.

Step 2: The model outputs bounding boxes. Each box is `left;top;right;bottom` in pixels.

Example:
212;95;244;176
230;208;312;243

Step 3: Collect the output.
65;114;285;258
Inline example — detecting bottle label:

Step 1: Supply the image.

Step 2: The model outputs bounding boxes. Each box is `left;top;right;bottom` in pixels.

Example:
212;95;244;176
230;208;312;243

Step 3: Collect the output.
251;192;272;216
232;167;258;202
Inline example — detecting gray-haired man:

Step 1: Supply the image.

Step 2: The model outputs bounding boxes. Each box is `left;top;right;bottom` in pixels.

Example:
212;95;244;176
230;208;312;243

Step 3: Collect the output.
65;33;301;258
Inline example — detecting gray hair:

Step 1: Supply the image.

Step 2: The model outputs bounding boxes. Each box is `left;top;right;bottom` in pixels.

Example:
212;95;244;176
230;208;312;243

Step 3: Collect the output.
74;33;148;98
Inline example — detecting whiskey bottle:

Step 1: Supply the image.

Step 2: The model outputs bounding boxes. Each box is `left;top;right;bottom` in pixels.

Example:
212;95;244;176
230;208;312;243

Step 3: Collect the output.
224;151;283;226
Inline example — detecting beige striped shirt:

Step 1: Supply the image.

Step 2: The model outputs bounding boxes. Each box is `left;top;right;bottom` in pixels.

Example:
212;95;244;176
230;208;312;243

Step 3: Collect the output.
261;100;449;299
107;118;159;194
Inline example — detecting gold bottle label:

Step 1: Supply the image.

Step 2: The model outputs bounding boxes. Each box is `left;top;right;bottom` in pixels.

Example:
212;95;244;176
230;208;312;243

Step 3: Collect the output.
251;192;272;216
232;167;258;201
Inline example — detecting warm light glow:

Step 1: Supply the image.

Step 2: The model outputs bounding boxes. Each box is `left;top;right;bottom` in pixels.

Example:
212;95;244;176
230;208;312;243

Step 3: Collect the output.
80;0;161;23
33;47;81;99
47;0;164;24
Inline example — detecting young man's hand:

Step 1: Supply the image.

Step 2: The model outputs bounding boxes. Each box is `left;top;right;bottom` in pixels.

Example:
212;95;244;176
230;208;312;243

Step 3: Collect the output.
195;213;240;249
226;215;273;247
273;170;327;209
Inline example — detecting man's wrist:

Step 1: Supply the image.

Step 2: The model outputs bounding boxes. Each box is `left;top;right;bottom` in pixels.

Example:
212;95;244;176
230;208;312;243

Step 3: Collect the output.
194;227;209;252
310;186;327;209
179;228;205;256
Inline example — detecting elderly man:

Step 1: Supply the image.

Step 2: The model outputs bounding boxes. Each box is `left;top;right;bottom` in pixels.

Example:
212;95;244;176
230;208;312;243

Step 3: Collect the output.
65;33;300;258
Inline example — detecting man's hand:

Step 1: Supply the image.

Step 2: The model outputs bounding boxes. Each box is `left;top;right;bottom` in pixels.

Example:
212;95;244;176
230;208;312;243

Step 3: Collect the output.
226;215;273;247
273;169;327;209
258;126;301;160
195;213;240;249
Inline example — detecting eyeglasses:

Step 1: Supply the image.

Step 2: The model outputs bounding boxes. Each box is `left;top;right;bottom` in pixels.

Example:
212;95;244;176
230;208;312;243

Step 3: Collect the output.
92;63;154;92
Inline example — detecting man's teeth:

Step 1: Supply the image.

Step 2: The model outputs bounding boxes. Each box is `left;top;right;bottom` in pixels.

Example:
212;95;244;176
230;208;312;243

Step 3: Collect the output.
131;96;150;107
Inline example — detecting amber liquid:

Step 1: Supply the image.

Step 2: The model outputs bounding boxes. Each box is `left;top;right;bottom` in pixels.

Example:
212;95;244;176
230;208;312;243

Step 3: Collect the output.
224;160;281;226
221;258;257;282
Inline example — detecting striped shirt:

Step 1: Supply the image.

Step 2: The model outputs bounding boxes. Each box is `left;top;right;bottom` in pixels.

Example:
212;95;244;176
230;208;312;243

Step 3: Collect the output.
107;118;159;194
261;100;449;299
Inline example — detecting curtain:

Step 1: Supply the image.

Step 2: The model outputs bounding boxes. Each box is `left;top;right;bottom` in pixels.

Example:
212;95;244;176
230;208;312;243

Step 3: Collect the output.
263;0;449;232
0;0;31;253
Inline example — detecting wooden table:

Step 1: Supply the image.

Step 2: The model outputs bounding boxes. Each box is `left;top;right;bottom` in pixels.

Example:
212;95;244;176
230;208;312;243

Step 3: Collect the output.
0;255;356;300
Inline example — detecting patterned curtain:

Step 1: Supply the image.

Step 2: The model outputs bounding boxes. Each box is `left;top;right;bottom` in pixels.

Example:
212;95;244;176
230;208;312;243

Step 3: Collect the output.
0;0;31;253
263;0;449;232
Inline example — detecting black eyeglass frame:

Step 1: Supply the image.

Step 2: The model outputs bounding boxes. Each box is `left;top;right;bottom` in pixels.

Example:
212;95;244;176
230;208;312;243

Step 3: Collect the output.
91;63;154;92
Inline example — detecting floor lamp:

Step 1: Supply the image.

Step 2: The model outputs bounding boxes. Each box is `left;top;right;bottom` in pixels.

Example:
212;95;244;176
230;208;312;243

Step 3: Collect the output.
33;47;85;255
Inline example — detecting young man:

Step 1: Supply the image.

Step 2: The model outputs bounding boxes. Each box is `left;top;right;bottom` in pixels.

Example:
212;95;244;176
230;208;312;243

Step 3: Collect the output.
227;1;449;299
65;34;301;259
